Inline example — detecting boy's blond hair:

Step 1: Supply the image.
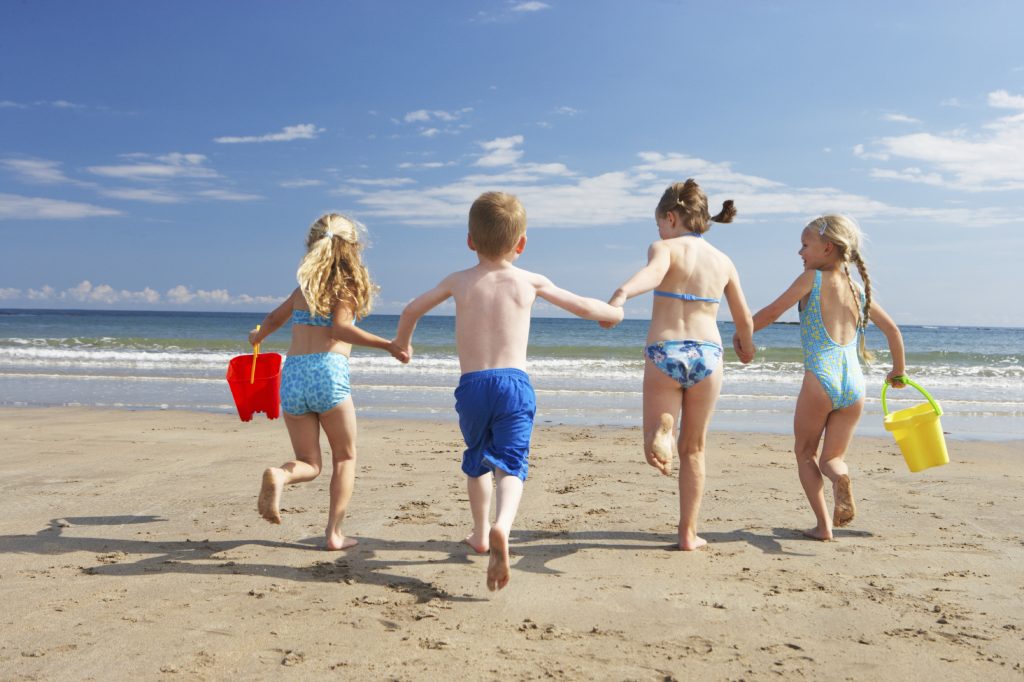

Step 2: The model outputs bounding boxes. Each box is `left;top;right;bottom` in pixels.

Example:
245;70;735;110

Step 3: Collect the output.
297;213;378;320
468;191;527;258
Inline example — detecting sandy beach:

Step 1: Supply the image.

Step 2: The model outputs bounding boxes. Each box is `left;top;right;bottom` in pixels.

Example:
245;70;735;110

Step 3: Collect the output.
0;407;1021;680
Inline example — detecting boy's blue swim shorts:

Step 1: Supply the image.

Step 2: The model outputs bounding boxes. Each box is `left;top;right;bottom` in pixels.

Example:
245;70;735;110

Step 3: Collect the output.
454;368;536;481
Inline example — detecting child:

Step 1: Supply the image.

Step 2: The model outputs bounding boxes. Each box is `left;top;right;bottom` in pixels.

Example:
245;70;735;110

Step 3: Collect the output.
395;191;623;591
606;179;755;551
744;214;906;540
249;213;408;550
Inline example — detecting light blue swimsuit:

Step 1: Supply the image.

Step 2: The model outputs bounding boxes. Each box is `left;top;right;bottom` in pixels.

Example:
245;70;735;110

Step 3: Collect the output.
280;308;351;415
645;233;724;388
800;270;865;410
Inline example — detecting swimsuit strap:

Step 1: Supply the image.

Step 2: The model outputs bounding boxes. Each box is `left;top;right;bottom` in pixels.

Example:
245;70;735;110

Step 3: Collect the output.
652;290;720;304
291;308;333;327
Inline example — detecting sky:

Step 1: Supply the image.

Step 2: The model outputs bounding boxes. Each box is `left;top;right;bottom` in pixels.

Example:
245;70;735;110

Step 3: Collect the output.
1;1;1023;327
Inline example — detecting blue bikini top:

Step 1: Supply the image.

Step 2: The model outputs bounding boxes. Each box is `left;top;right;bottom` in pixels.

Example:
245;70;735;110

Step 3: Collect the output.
291;308;333;327
652;232;719;304
653;290;720;304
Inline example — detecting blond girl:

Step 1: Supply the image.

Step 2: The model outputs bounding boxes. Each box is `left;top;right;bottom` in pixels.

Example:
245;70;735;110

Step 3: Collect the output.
250;213;407;550
746;215;906;540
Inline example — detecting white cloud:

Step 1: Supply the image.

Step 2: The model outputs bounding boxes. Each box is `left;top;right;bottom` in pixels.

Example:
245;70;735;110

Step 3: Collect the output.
554;106;579;116
197;189;262;202
87;153;219;180
1;158;76;184
344;177;417;187
214;123;324;144
398;161;448;170
4;282;281;307
402;108;473;124
279;179;325;188
858;89;1024;191
346;141;1012;228
421;128;440;138
99;187;183;203
988;89;1024;109
0;100;27;109
882;113;921;124
0;193;121;220
512;2;550;11
475;135;525;167
166;285;278;306
940;97;963;107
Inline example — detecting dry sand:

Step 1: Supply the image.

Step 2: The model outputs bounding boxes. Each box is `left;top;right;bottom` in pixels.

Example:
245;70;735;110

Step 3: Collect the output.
0;407;1021;680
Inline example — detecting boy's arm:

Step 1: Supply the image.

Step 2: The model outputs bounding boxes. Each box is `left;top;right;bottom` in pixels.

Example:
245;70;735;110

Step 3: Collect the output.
608;242;671;307
395;275;456;353
750;271;815;331
331;301;409;363
723;263;755;363
868;300;906;387
534;275;624;324
249;289;298;346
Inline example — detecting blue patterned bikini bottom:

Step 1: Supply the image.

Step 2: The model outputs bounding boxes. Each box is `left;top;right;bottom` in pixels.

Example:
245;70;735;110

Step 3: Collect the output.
644;340;723;389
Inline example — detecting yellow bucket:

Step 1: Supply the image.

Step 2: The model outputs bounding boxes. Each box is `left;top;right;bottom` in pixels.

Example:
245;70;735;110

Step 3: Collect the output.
882;377;949;472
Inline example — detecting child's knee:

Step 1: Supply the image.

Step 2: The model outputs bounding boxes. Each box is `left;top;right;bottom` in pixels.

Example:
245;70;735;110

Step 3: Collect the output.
331;448;357;464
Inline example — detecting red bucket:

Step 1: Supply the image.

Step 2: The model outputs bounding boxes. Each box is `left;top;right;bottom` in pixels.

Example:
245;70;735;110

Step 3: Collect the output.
226;352;283;421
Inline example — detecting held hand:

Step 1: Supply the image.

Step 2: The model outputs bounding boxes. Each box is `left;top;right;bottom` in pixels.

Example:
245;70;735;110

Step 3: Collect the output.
248;327;261;347
599;305;625;329
388;340;411;364
886;369;907;388
732;332;755;364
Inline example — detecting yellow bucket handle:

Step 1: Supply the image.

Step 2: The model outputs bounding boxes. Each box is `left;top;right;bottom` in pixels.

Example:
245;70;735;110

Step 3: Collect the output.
250;324;261;384
881;376;942;418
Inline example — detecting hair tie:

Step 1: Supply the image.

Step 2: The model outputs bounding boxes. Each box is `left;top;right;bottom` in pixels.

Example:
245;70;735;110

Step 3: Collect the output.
322;229;334;240
816;218;829;235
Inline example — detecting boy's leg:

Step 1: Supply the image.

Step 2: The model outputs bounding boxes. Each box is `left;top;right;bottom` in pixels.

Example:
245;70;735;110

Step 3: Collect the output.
818;399;864;527
319;398;359;550
793;374;833;540
642;361;683;476
487;469;524;591
465;472;493;553
259;411;323;524
676;365;723;551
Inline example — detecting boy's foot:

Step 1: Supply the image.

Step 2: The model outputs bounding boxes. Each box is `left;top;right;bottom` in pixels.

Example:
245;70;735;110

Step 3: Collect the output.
802;527;834;541
833;475;856;527
650;413;675;476
486;527;511;591
463;530;489;554
326;531;358;551
257;468;285;524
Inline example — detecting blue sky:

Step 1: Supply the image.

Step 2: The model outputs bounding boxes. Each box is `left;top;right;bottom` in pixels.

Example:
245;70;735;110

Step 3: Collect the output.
2;1;1023;326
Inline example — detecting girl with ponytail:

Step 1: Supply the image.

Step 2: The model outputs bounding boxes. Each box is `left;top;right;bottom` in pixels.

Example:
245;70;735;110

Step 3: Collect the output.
249;213;408;550
746;214;906;541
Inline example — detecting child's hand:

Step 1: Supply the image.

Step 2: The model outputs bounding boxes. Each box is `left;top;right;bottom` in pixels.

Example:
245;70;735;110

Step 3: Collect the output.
732;332;755;364
599;304;624;329
389;340;411;364
248;327;262;346
886;370;906;388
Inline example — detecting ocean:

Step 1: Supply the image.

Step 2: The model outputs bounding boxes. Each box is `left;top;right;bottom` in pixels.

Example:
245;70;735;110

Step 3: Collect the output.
0;308;1021;441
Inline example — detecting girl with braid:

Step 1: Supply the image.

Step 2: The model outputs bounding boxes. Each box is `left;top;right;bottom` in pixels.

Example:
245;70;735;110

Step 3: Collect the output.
249;213;408;549
745;215;906;541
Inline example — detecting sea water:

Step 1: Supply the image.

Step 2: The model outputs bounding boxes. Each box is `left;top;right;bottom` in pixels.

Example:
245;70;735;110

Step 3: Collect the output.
0;309;1021;440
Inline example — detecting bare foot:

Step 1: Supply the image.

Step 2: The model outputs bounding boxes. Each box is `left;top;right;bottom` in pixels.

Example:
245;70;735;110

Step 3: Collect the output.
326;531;358;551
802;526;833;541
678;534;708;551
486;527;510;591
650;412;675;476
833;474;856;527
463;530;489;554
257;468;286;524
